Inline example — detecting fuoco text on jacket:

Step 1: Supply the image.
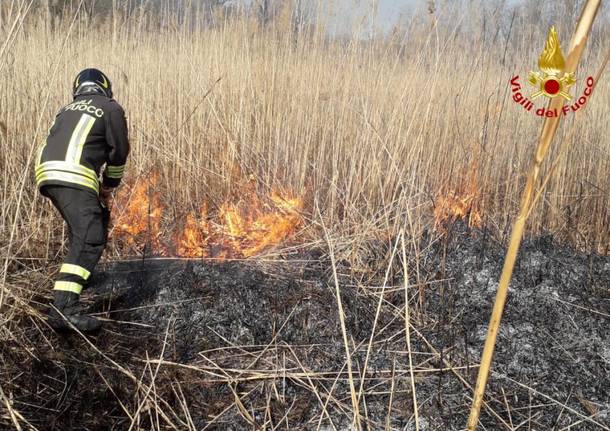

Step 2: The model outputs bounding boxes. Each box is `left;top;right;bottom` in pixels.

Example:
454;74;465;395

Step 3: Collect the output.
63;99;105;118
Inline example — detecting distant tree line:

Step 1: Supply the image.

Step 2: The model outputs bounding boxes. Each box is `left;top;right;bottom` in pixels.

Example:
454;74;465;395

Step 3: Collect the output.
41;0;314;27
29;0;610;45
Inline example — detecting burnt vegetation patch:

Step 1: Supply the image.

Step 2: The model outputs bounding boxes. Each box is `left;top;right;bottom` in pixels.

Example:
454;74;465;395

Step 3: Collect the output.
2;227;609;430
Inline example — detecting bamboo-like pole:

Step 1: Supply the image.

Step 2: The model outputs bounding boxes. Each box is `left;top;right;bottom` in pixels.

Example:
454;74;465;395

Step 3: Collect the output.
466;2;602;429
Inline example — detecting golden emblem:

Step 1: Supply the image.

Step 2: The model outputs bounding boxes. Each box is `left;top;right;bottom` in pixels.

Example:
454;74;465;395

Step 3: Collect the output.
528;26;575;100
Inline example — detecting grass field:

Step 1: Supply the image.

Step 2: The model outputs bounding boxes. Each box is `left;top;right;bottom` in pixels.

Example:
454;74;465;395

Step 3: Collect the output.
0;0;609;429
1;0;608;260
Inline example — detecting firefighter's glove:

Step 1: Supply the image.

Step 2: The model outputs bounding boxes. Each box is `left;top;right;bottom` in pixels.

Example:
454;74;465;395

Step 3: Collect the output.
99;186;113;209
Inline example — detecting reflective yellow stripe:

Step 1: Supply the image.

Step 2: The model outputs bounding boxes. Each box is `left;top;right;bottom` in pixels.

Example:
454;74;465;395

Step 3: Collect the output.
53;281;83;295
65;114;90;161
36;161;98;182
36;169;98;188
65;114;96;163
60;263;91;280
36;171;99;193
74;117;96;162
105;165;125;179
106;165;125;173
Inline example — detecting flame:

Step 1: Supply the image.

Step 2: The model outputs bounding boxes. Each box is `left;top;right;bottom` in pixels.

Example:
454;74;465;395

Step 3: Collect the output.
434;165;482;230
216;191;303;257
175;208;209;257
111;173;303;258
112;173;166;254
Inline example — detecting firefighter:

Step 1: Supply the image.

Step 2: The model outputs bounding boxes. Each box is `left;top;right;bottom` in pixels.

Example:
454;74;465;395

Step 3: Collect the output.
35;68;129;332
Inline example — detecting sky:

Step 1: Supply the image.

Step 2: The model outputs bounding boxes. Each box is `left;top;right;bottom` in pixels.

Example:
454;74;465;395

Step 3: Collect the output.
326;0;529;33
324;0;417;36
230;0;542;38
234;0;420;35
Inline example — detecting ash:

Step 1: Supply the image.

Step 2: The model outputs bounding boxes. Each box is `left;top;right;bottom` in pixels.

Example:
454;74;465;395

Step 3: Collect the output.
4;229;610;430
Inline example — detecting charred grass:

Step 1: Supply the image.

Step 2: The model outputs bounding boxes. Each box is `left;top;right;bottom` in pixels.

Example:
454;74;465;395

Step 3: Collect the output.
2;225;609;429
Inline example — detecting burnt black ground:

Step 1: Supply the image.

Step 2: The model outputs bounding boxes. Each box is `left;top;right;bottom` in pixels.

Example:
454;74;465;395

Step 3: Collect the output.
2;228;609;430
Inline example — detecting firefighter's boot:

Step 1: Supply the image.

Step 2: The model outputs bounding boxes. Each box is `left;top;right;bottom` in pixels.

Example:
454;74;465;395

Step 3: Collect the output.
48;290;102;332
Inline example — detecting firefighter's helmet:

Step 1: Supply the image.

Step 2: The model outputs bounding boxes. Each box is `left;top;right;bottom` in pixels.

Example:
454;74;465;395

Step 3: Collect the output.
73;68;113;98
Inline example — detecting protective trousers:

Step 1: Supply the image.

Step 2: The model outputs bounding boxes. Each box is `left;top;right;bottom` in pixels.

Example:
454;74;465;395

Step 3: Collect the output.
44;185;109;295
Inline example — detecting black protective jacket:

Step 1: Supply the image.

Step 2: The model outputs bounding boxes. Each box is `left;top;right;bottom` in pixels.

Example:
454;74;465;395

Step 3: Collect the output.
35;94;129;195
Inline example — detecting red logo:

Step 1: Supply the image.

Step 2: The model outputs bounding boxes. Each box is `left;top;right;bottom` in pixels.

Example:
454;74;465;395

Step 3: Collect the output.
509;26;595;117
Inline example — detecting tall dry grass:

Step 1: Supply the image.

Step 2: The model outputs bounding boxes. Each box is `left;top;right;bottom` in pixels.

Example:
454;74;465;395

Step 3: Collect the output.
0;0;608;269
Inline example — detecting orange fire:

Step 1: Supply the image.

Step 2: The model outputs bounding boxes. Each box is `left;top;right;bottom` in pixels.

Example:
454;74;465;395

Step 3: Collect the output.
175;210;210;257
216;192;303;257
111;173;303;258
434;165;482;230
112;173;166;254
